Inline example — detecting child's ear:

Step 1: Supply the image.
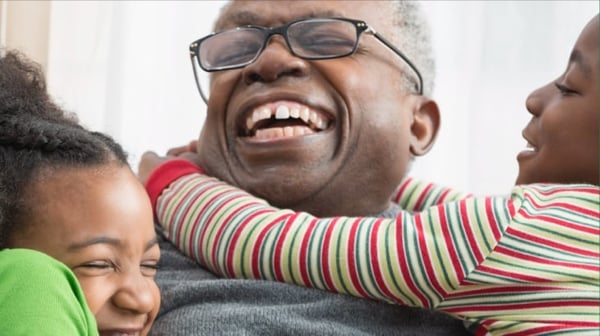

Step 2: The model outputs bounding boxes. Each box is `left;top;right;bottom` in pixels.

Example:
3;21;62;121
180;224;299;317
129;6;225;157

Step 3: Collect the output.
409;97;440;156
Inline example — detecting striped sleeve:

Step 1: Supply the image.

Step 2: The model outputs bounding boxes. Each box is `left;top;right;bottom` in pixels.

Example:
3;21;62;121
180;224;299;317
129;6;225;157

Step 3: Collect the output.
153;173;600;335
393;177;473;212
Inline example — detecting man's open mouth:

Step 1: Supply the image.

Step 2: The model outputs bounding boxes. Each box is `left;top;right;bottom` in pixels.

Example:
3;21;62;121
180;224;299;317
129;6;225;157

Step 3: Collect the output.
242;101;330;140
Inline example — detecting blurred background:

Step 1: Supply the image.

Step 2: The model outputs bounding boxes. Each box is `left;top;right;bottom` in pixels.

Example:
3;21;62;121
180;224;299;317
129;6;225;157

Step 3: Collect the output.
1;0;596;195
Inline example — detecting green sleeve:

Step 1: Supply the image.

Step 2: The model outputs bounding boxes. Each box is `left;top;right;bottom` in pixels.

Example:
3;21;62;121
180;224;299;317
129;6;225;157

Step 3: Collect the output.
0;248;98;335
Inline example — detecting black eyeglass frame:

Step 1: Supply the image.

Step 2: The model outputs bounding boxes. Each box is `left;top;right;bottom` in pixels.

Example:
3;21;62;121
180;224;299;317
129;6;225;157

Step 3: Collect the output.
189;17;424;103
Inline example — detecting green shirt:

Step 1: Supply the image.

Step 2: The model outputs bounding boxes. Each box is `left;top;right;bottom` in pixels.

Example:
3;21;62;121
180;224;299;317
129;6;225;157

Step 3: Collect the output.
0;248;98;335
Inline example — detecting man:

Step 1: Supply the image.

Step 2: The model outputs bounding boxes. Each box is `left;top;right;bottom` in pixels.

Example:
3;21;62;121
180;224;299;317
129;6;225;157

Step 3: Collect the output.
145;1;469;335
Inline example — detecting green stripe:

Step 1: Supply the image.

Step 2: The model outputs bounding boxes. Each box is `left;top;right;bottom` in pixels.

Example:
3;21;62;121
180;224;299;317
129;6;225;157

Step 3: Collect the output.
210;194;250;276
286;218;304;285
304;219;325;288
445;202;473;274
255;214;283;280
355;218;384;299
421;184;444;209
398;182;419;211
405;212;435;306
334;221;352;295
383;219;418;305
425;209;453;299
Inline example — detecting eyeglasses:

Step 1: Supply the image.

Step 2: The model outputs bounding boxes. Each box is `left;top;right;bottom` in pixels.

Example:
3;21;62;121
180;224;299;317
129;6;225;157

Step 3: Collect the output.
189;17;423;103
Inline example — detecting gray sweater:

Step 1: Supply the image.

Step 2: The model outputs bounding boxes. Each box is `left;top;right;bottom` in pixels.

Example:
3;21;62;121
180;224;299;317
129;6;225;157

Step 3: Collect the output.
150;204;470;336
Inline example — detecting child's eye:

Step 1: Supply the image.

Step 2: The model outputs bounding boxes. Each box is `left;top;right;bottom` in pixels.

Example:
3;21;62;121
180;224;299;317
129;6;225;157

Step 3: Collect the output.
74;260;116;276
82;261;112;269
141;261;159;276
554;82;578;96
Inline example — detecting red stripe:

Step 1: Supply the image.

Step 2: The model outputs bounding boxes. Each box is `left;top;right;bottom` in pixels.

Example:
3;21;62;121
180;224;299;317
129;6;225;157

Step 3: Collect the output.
321;218;340;291
473;324;492;336
495;244;600;272
224;207;272;277
438;205;465;281
523;190;599;219
181;182;224;260
298;218;318;287
204;191;247;273
446;284;578;299
413;183;434;210
272;214;296;282
476;264;549;282
445;299;600;314
518;205;599;236
437;188;451;205
415;215;448;302
392;178;412;204
395;215;430;306
170;178;200;248
485;198;503;241
460;201;485;262
369;219;404;303
532;185;599;197
507;224;600;258
249;213;293;280
347;218;371;298
504;323;600;336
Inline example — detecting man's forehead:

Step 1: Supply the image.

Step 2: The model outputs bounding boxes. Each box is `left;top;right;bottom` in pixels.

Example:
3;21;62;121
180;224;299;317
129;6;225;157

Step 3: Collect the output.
215;0;385;30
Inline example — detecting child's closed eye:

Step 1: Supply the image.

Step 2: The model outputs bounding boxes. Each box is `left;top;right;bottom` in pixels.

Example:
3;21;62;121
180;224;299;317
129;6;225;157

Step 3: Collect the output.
141;261;160;276
74;260;117;276
554;82;579;96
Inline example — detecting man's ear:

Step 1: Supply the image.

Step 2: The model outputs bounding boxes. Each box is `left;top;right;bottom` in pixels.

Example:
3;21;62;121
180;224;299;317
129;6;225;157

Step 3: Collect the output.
409;97;440;157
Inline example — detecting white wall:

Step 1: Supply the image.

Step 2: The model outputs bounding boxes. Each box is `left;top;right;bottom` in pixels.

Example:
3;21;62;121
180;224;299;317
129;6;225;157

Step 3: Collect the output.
17;1;597;195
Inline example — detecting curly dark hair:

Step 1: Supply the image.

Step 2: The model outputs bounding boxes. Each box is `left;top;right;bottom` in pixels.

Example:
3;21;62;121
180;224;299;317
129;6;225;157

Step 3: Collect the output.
0;50;128;249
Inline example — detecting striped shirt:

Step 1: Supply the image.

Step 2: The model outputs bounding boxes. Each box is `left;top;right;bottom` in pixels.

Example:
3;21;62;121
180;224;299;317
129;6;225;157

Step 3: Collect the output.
147;161;600;336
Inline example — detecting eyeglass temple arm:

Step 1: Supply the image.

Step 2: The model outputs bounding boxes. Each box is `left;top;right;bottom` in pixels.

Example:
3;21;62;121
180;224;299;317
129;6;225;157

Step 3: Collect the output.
365;27;424;95
190;50;210;104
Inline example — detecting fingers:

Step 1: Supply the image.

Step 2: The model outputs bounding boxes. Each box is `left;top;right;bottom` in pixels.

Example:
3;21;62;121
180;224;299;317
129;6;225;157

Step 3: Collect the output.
187;140;198;152
137;151;166;185
139;139;201;185
166;145;189;156
167;139;198;156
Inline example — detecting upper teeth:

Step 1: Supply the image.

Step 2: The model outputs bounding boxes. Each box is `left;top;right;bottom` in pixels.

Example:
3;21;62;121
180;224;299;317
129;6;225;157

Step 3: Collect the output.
245;102;329;134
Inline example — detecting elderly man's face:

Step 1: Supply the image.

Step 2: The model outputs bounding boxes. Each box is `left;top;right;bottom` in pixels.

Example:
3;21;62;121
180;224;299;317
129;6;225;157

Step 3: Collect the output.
197;0;438;216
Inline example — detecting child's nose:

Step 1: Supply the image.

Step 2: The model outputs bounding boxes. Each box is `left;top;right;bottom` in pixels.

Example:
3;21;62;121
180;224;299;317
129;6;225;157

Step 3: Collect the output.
113;275;156;314
524;84;548;117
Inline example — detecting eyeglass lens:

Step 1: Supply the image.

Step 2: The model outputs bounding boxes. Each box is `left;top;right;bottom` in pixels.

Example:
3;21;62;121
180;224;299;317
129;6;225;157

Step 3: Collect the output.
199;19;358;70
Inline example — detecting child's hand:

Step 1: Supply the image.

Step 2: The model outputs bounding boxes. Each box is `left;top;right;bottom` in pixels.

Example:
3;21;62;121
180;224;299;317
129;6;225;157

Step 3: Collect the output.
138;140;202;185
137;151;172;185
166;140;198;156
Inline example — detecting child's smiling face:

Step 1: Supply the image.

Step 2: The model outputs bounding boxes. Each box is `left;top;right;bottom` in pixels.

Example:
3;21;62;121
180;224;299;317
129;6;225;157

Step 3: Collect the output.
16;164;160;336
516;15;599;186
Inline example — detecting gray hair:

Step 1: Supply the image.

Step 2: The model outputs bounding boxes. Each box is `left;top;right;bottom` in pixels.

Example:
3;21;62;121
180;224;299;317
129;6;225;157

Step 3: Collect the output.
389;1;435;96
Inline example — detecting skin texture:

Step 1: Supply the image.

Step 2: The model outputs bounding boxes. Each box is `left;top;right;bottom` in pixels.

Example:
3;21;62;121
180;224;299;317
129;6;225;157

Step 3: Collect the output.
195;0;439;217
516;15;599;186
14;165;160;336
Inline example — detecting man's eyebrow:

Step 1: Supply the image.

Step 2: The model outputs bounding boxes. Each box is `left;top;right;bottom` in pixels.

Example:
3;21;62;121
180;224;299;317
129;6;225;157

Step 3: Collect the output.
216;10;261;29
67;237;121;251
305;9;345;19
216;9;346;29
570;49;592;79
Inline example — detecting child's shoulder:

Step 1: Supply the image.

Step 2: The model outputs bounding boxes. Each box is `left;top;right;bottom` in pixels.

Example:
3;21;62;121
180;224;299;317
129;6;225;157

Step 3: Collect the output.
0;248;69;274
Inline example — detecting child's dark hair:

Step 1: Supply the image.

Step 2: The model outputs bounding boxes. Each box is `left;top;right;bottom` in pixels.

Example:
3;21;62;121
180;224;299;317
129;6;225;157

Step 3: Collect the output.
0;50;129;249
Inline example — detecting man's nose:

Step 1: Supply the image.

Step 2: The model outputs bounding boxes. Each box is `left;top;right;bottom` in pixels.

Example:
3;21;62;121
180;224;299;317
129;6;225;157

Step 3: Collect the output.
242;35;310;84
